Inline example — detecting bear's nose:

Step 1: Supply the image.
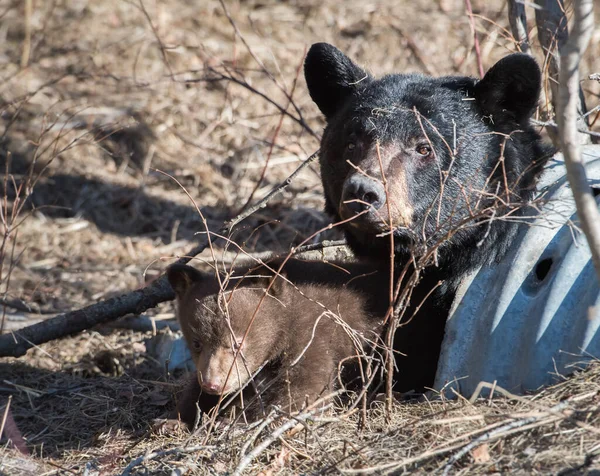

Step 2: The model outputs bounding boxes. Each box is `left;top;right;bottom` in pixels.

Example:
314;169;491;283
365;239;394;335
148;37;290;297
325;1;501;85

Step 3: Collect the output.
201;380;223;394
341;174;386;214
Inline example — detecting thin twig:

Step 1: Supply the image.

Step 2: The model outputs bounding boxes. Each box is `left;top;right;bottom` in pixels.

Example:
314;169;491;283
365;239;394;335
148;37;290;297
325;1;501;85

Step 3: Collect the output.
194;67;319;139
535;0;592;145
0;150;320;357
441;401;570;475
0;396;11;441
225;149;319;231
465;0;484;78
232;404;333;476
137;0;174;79
373;142;395;417
21;0;32;68
507;0;530;54
235;51;306;216
120;444;216;476
239;409;278;457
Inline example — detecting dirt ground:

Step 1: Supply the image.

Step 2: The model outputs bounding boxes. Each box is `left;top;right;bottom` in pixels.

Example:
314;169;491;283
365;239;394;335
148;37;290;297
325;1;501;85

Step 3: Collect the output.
1;0;600;474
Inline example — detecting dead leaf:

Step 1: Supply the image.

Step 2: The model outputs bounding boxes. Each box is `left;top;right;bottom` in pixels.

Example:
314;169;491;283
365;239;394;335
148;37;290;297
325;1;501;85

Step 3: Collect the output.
257;470;273;476
275;446;291;468
471;443;491;464
151;418;184;435
0;403;28;455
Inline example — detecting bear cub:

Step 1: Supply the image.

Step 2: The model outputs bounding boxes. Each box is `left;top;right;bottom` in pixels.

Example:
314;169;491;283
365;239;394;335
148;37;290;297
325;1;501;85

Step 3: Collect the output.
167;261;384;425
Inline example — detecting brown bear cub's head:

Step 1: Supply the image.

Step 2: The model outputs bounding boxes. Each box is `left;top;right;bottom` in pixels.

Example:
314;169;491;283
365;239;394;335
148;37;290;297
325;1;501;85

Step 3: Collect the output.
167;264;290;397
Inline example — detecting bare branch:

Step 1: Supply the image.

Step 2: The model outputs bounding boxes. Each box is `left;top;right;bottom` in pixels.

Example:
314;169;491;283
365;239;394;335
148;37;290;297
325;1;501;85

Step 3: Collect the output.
0;151;320;358
535;0;591;145
198;67;319;140
225;149;319;231
557;0;600;280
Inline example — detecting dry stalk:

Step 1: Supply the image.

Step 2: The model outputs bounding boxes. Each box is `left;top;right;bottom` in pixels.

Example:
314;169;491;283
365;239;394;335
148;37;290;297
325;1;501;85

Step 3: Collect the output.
507;0;530;55
232;403;333;476
340;386;598;475
20;0;32;68
238;409;278;457
556;0;600;281
0;107;102;336
0;395;11;442
120;444;216;476
225;149;319;231
217;0;301;106
196;66;319;140
535;0;569;147
136;0;174;79
465;0;484;78
373;142;396;417
441;400;570;475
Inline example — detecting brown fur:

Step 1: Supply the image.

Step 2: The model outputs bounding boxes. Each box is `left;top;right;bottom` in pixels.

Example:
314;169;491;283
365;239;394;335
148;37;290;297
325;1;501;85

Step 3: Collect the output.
167;259;386;425
338;141;414;229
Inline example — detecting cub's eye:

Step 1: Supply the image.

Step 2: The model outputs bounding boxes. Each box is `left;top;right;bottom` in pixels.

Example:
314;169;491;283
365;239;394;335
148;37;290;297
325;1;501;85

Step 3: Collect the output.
192;340;202;351
416;144;432;156
347;142;356;151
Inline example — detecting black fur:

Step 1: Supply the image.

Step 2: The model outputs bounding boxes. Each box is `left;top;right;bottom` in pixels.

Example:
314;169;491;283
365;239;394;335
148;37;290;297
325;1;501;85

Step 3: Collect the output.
304;44;553;390
305;43;552;285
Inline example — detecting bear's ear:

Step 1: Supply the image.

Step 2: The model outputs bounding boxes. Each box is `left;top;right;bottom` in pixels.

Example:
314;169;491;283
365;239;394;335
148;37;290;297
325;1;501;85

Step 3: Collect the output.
167;264;206;297
262;272;288;297
474;53;541;123
304;43;370;120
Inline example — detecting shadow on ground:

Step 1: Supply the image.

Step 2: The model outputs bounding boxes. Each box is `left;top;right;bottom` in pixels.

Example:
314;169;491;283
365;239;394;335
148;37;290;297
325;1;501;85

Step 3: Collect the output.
1;359;175;458
0;143;333;249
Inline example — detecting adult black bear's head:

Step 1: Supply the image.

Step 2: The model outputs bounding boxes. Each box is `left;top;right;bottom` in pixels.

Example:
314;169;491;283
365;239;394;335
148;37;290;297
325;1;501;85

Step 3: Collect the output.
304;43;551;279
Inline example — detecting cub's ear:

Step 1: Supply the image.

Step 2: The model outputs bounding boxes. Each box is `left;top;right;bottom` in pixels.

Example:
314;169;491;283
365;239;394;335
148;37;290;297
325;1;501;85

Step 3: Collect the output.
304;42;370;120
474;53;541;124
167;264;205;297
264;272;288;297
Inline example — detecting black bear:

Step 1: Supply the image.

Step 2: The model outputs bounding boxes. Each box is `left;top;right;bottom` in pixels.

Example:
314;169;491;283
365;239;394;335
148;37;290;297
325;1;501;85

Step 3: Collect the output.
166;259;386;425
304;43;552;391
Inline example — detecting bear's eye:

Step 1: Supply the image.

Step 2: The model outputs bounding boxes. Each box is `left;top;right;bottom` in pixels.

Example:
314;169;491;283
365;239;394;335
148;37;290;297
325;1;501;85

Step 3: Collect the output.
347;142;356;151
416;144;432;157
192;340;202;351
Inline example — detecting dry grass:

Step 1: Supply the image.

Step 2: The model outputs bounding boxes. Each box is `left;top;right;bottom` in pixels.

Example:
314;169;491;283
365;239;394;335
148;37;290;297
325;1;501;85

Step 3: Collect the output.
1;0;600;473
2;332;600;474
